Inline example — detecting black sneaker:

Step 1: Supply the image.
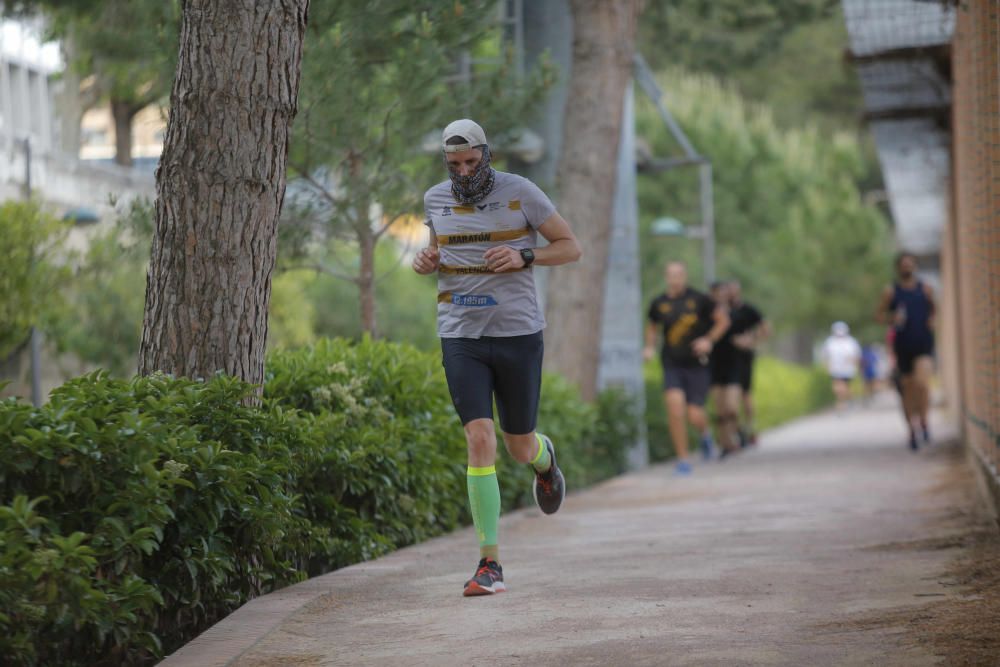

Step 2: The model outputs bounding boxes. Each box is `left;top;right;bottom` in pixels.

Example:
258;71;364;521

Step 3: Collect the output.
532;434;565;515
463;558;506;596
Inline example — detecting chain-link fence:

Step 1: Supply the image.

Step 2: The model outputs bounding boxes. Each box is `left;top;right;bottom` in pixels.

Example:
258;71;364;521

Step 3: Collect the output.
949;0;1000;484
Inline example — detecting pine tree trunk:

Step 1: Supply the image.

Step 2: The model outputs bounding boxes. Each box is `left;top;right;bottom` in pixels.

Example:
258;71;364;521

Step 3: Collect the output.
544;0;642;401
138;0;310;386
111;98;136;167
358;223;377;337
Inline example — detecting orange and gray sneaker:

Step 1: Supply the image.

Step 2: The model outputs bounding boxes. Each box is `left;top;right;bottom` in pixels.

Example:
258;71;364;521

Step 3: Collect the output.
464;558;506;596
533;434;565;515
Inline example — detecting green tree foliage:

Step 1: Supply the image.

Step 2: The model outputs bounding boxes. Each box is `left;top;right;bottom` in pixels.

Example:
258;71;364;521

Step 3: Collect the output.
281;0;553;335
637;0;850;127
0;201;69;360
637;70;892;341
48;199;152;377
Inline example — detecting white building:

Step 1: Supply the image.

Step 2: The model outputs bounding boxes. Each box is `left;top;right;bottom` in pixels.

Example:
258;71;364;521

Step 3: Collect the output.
0;17;154;216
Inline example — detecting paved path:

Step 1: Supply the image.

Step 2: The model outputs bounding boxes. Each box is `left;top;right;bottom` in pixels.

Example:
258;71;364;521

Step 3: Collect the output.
163;395;975;666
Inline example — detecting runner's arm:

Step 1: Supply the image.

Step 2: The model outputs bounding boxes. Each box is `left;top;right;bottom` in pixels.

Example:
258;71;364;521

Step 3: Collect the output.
484;212;581;272
923;282;936;328
644;322;659;361
875;286;893;325
693;305;730;356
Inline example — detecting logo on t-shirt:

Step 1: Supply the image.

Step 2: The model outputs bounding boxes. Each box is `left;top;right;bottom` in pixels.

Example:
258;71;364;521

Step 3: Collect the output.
450;294;498;307
441;206;452;216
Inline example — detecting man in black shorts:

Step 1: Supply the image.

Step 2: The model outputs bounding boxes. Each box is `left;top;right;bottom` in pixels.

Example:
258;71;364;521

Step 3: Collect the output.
727;280;768;445
877;253;936;450
644;262;730;475
413;119;582;596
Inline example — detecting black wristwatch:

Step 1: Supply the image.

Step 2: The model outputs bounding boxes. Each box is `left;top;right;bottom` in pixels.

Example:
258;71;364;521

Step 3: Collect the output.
519;248;536;267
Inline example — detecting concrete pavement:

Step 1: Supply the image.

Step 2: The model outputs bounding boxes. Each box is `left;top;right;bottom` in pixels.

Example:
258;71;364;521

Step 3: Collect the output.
162;395;985;666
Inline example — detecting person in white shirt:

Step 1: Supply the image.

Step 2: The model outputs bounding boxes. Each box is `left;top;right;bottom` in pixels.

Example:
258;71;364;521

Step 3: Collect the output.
821;321;862;411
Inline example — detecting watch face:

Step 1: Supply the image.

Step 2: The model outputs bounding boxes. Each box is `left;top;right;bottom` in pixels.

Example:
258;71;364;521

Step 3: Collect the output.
520;248;535;265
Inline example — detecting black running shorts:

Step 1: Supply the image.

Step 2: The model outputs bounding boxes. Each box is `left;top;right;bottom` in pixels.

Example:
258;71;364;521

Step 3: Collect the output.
662;363;711;407
710;352;742;387
441;331;544;435
894;341;935;375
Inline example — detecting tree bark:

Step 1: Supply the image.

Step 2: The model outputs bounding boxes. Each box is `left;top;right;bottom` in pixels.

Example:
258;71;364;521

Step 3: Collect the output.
544;0;643;401
110;98;139;167
357;222;377;337
138;0;310;386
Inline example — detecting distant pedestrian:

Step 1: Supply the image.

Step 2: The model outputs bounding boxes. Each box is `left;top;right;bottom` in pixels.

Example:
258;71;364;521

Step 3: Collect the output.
645;262;730;475
877;253;936;450
727;280;769;446
821;322;862;412
861;344;880;403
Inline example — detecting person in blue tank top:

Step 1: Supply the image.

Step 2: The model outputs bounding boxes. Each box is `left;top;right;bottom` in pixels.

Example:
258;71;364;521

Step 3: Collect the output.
877;253;936;450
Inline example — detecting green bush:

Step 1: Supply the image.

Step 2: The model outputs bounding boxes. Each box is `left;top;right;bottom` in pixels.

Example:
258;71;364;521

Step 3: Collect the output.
0;372;318;665
1;337;634;665
644;355;833;461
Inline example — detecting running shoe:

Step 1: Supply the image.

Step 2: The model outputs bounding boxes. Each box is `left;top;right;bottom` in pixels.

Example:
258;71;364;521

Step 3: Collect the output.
464;558;506;596
738;429;749;449
909;432;919;452
699;434;715;461
674;460;693;476
533;434;565;515
921;422;931;444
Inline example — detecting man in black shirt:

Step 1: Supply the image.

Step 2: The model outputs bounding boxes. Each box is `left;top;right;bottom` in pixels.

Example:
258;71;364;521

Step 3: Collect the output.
727;281;768;445
645;262;730;475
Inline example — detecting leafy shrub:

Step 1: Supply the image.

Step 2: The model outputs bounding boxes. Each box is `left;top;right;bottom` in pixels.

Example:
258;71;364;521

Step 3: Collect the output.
1;337;635;665
0;372;319;665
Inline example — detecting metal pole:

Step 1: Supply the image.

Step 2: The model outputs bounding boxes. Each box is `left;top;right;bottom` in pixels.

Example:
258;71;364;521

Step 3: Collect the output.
22;137;42;407
699;162;716;284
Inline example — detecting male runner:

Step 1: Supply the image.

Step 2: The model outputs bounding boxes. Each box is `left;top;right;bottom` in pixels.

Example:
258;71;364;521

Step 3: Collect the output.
877;253;935;450
727;281;768;445
644;262;730;474
412;119;581;596
708;281;741;456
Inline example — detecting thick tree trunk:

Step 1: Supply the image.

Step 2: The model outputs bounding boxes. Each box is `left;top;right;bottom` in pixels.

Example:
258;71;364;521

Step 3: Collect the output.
358;223;377;337
544;0;643;401
110;98;139;167
138;0;310;386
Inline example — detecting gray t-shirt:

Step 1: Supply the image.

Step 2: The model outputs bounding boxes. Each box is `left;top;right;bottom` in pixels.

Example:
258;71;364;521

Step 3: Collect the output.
424;170;556;338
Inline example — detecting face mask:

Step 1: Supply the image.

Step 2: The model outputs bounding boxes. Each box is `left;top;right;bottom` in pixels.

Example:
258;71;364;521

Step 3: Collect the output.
446;144;496;205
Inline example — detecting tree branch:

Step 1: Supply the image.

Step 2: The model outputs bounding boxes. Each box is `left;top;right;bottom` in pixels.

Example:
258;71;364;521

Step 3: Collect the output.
277;262;358;285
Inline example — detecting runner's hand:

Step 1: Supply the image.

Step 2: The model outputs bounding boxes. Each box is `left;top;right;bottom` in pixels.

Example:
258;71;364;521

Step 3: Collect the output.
692;337;713;356
412;247;440;274
643;345;656;362
483;245;525;273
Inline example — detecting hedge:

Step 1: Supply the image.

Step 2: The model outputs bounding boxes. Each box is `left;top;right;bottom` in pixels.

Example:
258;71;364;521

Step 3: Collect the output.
0;337;637;666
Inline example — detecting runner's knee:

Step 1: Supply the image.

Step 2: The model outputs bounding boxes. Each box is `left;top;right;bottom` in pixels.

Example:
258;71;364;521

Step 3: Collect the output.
465;419;497;462
501;431;536;464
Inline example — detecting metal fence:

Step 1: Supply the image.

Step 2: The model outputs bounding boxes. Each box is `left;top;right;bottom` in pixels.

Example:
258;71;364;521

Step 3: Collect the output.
948;0;1000;483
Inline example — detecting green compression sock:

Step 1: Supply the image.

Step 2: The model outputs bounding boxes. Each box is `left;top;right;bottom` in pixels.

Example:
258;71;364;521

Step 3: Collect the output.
467;465;501;561
530;433;552;473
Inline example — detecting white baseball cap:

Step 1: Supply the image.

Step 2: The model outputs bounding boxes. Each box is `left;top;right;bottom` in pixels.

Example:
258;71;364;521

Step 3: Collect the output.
442;119;488;152
832;321;850;336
